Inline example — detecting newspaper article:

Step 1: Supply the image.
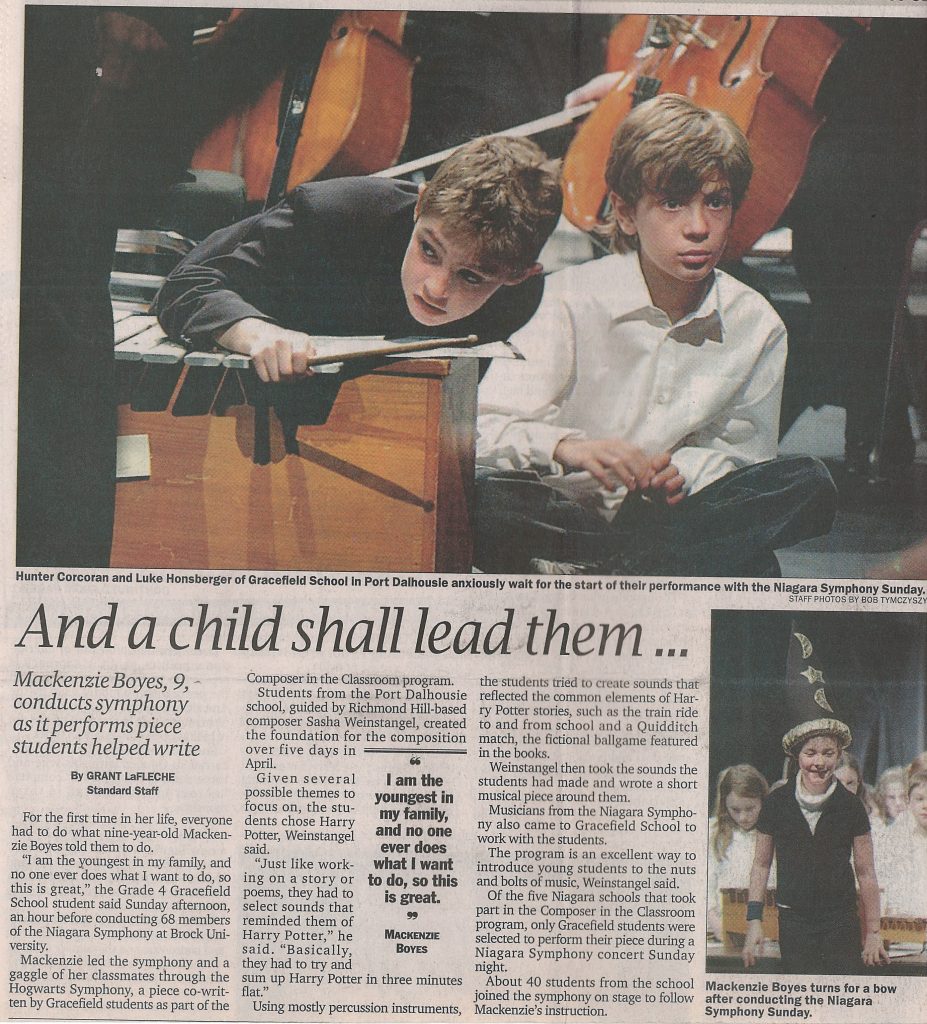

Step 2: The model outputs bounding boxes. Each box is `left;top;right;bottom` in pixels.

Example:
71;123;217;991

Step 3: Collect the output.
3;4;927;1024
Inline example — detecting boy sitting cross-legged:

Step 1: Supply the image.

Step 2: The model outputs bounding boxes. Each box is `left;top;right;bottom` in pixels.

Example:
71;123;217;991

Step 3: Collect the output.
153;136;562;382
475;94;836;576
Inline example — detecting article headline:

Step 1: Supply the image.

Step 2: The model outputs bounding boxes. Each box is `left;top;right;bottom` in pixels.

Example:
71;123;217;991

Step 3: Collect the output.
14;602;649;658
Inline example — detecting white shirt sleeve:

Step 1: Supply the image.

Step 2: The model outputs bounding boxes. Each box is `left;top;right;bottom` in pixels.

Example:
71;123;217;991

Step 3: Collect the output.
476;296;585;475
670;319;787;496
878;818;927;916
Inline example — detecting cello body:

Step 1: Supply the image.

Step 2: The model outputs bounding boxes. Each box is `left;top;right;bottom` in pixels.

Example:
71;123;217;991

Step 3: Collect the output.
562;15;858;258
192;11;413;203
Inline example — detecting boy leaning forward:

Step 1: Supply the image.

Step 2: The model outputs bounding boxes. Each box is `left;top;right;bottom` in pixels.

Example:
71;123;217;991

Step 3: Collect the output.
153;137;561;382
476;95;837;577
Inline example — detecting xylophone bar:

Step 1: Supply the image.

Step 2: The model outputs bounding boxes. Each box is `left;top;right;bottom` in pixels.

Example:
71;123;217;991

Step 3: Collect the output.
113;311;204;367
114;313;158;344
112;307;509;375
112;299;149;314
115;324;184;363
880;916;927;945
183;350;228;368
113;309;241;369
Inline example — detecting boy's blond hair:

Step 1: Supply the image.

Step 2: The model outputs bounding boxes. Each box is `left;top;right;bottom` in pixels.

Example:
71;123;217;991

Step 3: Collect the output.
605;94;752;254
418;136;562;277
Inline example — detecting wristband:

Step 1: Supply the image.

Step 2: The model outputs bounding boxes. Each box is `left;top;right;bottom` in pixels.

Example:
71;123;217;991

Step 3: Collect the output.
746;901;765;922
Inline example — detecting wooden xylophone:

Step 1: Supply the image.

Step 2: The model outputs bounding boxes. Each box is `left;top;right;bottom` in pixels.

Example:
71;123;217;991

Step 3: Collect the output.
111;305;478;572
721;888;927;950
881;915;927;947
113;302;265;421
720;889;780;946
113;302;187;365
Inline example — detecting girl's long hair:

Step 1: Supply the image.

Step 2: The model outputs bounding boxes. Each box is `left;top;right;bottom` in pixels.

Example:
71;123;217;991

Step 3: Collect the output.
711;764;768;861
836;751;873;814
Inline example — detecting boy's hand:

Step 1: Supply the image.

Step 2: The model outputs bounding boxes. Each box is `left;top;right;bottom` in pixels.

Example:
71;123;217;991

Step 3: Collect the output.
554;437;652;492
217;318;316;383
643;452;686;505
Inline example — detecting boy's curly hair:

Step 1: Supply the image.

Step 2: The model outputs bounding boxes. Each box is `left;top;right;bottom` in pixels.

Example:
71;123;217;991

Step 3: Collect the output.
605;94;752;254
418;136;562;277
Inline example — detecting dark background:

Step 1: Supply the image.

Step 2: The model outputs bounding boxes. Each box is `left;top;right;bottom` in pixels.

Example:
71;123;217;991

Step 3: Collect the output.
709;609;927;800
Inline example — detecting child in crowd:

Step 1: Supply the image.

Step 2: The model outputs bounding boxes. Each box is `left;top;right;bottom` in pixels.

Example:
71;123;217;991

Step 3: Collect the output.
475;94;835;576
153;137;561;382
872;765;908;837
835;751;874;817
879;761;927;917
707;765;775;940
742;720;888;973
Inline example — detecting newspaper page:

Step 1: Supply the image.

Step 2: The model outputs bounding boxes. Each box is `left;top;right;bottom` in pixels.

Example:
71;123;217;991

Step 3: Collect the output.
2;4;926;1024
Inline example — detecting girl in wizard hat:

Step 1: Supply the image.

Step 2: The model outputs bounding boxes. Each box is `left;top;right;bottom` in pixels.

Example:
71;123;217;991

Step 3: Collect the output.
741;632;889;973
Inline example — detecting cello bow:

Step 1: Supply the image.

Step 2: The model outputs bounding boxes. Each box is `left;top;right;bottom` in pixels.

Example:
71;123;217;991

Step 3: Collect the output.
375;101;596;180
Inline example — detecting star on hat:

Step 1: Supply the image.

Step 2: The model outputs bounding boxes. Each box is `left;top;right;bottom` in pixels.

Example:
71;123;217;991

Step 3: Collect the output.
782;631;851;755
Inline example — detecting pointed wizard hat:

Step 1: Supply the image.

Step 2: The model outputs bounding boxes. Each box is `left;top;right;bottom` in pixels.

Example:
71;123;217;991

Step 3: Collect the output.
781;629;852;756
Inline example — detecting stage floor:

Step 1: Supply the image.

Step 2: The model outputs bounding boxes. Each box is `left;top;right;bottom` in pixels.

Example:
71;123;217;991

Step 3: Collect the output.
778;405;927;578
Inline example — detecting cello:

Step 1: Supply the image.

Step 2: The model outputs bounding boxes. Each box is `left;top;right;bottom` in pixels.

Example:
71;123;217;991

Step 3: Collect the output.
561;15;869;258
192;10;414;204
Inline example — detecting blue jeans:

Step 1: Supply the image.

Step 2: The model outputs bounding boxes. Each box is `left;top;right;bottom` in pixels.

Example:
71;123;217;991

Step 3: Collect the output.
474;456;837;576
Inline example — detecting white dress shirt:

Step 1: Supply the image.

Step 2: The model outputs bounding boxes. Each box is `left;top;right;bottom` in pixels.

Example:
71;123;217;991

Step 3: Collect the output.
477;251;787;519
877;813;927;916
707;819;777;922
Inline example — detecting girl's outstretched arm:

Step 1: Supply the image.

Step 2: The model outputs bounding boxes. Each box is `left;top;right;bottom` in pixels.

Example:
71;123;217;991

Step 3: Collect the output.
741;832;774;968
